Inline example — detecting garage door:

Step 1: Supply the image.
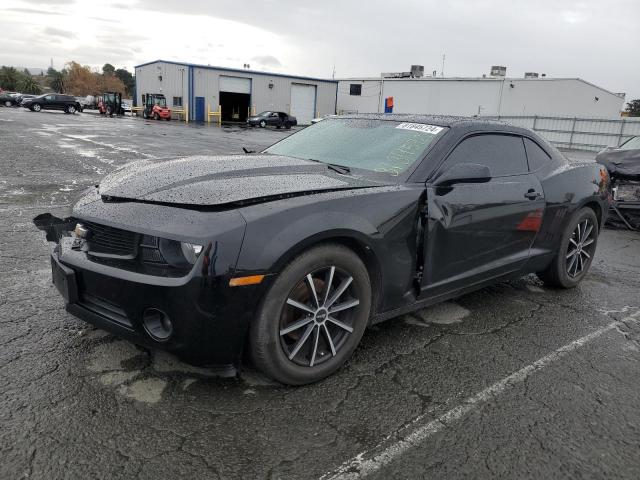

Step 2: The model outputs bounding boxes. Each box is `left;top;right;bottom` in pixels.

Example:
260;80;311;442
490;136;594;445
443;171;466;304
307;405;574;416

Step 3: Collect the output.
219;75;251;94
290;84;316;125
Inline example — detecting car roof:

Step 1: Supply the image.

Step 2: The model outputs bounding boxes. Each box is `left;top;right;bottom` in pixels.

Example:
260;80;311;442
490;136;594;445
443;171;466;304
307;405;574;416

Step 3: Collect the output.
337;113;508;128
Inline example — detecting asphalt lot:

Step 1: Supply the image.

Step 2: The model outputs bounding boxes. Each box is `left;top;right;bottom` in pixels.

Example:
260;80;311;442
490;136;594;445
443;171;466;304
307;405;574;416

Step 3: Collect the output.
2;107;640;480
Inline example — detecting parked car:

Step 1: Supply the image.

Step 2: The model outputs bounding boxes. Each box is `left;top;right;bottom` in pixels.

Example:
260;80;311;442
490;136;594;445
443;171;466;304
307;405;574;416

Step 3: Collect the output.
18;94;36;106
247;111;297;129
22;94;83;114
596;135;640;230
34;114;609;385
0;92;20;107
121;99;132;112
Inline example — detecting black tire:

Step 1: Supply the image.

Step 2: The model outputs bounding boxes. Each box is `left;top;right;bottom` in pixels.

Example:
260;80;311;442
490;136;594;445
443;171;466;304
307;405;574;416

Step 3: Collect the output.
165;117;171;121
31;103;41;112
106;106;113;116
65;105;76;114
250;244;372;385
4;100;11;107
259;120;266;128
143;110;149;119
154;112;160;121
537;207;599;288
285;122;292;129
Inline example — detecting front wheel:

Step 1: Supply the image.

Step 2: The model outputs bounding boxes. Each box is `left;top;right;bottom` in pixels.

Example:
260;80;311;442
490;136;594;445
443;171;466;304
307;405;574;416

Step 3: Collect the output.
259;120;266;128
4;100;11;107
31;103;42;112
250;244;371;385
537;207;599;288
285;122;292;129
66;105;76;114
154;113;160;120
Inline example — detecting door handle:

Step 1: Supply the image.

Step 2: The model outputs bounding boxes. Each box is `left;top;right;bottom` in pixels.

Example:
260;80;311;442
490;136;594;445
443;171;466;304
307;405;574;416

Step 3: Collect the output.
524;190;542;200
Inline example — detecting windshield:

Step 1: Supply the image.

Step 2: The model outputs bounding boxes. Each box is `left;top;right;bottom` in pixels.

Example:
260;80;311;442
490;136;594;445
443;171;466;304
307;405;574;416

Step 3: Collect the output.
257;111;272;117
265;118;445;176
620;136;640;150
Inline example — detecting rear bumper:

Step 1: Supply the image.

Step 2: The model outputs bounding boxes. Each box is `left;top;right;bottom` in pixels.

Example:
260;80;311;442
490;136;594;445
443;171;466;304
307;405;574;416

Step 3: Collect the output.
50;241;265;366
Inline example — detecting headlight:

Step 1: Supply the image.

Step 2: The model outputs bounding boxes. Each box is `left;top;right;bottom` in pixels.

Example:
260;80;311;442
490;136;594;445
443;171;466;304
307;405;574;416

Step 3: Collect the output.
159;239;204;267
180;242;203;264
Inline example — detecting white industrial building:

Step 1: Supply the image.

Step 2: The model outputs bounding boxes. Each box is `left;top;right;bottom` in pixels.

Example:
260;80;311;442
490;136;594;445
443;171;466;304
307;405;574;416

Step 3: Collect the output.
134;60;338;124
338;67;626;118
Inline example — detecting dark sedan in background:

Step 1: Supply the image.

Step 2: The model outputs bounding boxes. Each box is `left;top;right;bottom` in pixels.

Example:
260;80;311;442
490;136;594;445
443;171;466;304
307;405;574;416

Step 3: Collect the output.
35;115;609;385
247;111;297;129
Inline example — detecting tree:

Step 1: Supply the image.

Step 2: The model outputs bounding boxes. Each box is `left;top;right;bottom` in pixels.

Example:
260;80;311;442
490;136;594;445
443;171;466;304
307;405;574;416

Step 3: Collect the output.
18;73;42;94
115;68;135;96
102;63;115;76
48;69;66;93
626;99;640;117
65;61;99;95
0;66;19;91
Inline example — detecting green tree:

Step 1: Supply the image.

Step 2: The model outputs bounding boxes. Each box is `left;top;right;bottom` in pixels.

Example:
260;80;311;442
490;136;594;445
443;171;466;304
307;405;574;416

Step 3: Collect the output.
102;63;115;76
0;66;19;91
18;74;42;94
626;99;640;117
48;69;66;93
115;68;135;96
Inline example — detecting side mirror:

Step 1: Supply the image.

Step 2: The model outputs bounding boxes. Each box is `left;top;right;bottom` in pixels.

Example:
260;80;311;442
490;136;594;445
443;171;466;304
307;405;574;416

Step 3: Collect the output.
433;163;492;187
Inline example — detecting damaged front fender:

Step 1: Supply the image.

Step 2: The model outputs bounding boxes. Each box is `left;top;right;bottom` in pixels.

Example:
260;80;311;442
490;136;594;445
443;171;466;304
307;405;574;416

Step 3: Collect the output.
33;213;75;242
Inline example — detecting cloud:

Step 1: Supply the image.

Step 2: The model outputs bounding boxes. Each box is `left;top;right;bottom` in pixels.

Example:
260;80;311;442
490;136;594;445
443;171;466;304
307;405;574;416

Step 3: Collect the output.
6;7;63;14
251;55;282;68
43;26;76;39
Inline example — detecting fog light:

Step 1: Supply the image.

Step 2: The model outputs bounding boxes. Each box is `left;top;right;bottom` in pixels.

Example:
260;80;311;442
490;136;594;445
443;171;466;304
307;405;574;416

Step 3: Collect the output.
142;308;173;341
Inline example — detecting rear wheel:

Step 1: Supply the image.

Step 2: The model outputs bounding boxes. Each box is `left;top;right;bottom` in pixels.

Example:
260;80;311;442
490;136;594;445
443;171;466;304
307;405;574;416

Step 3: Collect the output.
66;105;76;114
154;112;160;120
538;207;599;288
259;120;266;128
285;122;292;129
250;244;371;385
4;100;11;107
143;110;149;119
106;105;113;116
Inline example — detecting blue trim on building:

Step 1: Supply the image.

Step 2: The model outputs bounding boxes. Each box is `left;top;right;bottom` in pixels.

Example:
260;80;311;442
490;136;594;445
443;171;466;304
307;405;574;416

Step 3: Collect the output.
135;59;338;84
188;66;194;122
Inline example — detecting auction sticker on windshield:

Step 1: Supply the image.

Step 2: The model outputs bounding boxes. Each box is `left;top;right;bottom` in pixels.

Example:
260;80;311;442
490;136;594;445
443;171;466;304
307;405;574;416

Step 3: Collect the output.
396;123;444;134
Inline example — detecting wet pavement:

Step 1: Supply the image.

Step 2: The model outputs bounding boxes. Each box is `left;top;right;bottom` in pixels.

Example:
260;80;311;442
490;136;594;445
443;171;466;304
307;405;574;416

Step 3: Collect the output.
1;107;640;479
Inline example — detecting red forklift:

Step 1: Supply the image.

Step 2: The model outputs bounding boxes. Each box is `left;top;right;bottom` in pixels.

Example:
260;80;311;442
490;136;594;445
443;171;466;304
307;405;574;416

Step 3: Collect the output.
142;93;171;120
98;92;124;116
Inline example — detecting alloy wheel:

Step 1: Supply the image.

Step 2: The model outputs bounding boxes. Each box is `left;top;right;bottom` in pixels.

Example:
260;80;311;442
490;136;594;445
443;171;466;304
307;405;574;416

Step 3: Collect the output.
279;266;360;367
565;218;595;278
33;104;41;112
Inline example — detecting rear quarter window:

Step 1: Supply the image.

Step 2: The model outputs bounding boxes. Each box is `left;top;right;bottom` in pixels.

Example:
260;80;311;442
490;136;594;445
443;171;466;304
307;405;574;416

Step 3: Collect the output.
523;138;552;171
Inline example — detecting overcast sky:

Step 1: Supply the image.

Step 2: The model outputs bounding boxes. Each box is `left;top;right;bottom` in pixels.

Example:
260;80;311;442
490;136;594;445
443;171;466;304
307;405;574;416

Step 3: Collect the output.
1;0;639;102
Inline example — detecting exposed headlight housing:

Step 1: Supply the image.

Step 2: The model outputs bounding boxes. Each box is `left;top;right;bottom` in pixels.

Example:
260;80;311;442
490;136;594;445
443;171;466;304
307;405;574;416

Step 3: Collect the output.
158;239;204;267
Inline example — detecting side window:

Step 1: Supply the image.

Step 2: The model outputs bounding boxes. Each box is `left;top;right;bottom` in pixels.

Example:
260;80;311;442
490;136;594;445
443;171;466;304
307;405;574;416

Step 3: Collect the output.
349;84;362;96
172;96;182;107
443;134;528;177
523;138;551;171
44;95;54;101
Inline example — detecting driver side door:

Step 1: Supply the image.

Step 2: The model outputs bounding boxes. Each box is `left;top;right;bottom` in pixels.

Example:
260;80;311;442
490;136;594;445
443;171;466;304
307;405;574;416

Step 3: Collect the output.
420;133;545;298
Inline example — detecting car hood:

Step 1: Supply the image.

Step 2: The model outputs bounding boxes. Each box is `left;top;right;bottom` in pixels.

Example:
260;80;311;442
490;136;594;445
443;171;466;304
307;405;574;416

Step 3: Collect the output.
596;148;640;181
97;154;386;207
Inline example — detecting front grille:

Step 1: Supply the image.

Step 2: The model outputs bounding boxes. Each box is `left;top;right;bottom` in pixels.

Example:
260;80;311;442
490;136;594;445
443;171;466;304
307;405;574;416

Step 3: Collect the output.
85;221;139;258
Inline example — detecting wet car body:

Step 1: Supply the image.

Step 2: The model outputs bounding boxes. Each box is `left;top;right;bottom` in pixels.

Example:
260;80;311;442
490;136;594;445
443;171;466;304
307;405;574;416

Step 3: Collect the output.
36;114;609;382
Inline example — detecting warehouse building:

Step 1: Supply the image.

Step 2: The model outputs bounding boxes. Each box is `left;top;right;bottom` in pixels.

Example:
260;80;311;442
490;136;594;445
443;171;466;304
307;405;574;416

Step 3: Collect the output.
338;66;626;118
134;60;338;124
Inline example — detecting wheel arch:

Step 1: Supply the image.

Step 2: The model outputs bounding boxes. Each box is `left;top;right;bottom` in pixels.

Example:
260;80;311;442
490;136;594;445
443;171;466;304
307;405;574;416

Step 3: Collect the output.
580;200;604;230
268;232;384;317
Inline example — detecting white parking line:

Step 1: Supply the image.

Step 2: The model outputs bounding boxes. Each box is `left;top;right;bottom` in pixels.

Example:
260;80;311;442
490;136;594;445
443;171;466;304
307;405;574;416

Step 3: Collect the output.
321;309;640;480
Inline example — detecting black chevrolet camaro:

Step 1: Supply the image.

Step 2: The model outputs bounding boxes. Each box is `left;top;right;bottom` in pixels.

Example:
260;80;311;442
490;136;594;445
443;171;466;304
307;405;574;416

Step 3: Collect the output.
35;115;610;385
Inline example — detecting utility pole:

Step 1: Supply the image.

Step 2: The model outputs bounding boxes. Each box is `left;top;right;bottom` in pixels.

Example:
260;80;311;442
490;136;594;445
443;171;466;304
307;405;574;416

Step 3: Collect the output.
441;54;445;77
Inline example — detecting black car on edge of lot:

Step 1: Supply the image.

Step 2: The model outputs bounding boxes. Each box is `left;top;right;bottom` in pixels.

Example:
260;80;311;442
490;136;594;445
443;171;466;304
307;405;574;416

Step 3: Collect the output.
34;114;610;385
22;93;82;114
247;111;297;129
0;92;21;107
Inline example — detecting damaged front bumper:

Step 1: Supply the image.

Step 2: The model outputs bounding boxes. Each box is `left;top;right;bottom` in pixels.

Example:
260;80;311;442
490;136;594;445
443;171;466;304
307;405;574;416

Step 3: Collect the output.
608;181;640;230
34;214;266;368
